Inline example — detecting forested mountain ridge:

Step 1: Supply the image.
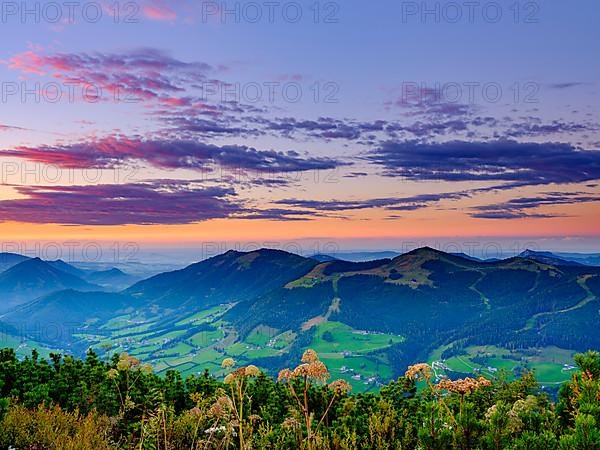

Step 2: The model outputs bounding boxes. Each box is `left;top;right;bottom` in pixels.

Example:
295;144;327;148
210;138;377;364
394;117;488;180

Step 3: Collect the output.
0;257;100;313
1;247;598;393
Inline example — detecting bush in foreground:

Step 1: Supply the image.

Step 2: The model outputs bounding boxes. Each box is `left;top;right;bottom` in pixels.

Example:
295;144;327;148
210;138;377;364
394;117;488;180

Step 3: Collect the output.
0;348;598;449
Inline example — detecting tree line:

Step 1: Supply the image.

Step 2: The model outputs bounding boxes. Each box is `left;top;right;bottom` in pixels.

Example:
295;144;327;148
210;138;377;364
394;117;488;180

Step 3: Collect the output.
0;347;598;449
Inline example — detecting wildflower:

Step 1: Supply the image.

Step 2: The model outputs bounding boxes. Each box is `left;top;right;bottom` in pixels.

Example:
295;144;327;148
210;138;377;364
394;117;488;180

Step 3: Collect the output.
189;407;202;418
478;377;492;388
282;417;300;429
293;361;330;382
107;368;118;380
435;376;491;395
278;368;293;382
485;404;498;421
124;396;136;411
221;358;235;369
405;363;433;381
277;351;341;445
245;365;260;377
209;396;231;418
116;355;129;371
329;379;352;395
116;353;141;371
302;349;319;364
204;425;227;435
293;363;310;377
224;374;235;385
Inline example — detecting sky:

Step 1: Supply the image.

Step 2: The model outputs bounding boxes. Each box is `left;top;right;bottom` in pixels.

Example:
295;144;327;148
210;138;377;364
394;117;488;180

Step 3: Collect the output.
0;0;599;260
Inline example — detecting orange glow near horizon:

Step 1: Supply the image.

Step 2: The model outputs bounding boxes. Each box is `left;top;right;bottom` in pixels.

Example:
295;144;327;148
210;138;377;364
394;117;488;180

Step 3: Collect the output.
0;199;598;246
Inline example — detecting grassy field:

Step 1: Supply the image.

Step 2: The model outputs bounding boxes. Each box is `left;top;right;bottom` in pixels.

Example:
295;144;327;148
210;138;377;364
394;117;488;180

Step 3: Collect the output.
309;321;404;392
69;305;408;393
175;305;230;326
0;333;58;359
72;306;575;392
428;345;576;384
11;301;578;395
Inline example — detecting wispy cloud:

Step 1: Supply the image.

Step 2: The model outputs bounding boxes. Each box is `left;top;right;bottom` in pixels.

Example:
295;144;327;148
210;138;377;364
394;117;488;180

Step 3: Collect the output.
470;192;600;219
3;137;344;173
366;140;600;186
0;124;28;132
548;82;588;90
6;48;214;103
0;181;239;225
141;0;177;21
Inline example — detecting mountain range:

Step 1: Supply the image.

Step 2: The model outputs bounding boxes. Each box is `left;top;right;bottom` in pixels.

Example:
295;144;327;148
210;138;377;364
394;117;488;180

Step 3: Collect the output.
0;258;99;312
0;247;598;391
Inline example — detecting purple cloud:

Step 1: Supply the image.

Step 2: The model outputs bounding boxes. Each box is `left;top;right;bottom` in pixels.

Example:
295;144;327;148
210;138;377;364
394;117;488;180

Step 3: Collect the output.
548;82;587;90
3;137;343;173
0;181;239;225
470;192;600;219
366;140;600;186
7;48;214;104
274;191;469;212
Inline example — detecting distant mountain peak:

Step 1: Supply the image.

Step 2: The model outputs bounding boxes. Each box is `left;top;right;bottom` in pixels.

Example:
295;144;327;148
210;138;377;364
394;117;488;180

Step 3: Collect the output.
404;246;444;256
220;248;287;258
125;247;316;308
89;267;127;276
311;254;339;262
3;257;76;277
0;257;101;313
391;247;449;264
518;249;583;266
248;248;295;256
16;256;45;267
520;249;555;257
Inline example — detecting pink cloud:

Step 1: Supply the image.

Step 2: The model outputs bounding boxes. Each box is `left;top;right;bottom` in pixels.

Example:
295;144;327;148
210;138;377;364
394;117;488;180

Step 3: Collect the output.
2;137;342;173
0;124;27;132
4;48;214;106
7;51;47;75
143;4;177;21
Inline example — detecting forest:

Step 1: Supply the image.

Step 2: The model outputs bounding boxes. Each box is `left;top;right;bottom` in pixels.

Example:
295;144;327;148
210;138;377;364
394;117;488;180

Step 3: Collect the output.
0;347;598;449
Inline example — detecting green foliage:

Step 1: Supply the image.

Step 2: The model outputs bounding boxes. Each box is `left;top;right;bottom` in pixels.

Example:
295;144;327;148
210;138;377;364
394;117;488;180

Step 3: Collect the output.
0;404;114;449
0;348;598;449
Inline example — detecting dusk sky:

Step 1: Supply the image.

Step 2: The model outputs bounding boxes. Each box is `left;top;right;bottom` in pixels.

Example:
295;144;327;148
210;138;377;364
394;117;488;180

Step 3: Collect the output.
0;0;599;257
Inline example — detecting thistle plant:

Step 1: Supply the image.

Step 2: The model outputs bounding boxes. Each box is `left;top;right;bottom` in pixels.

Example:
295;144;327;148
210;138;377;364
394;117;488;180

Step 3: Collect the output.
278;349;351;450
405;363;443;448
218;358;261;449
405;363;492;450
107;353;153;424
436;376;492;415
